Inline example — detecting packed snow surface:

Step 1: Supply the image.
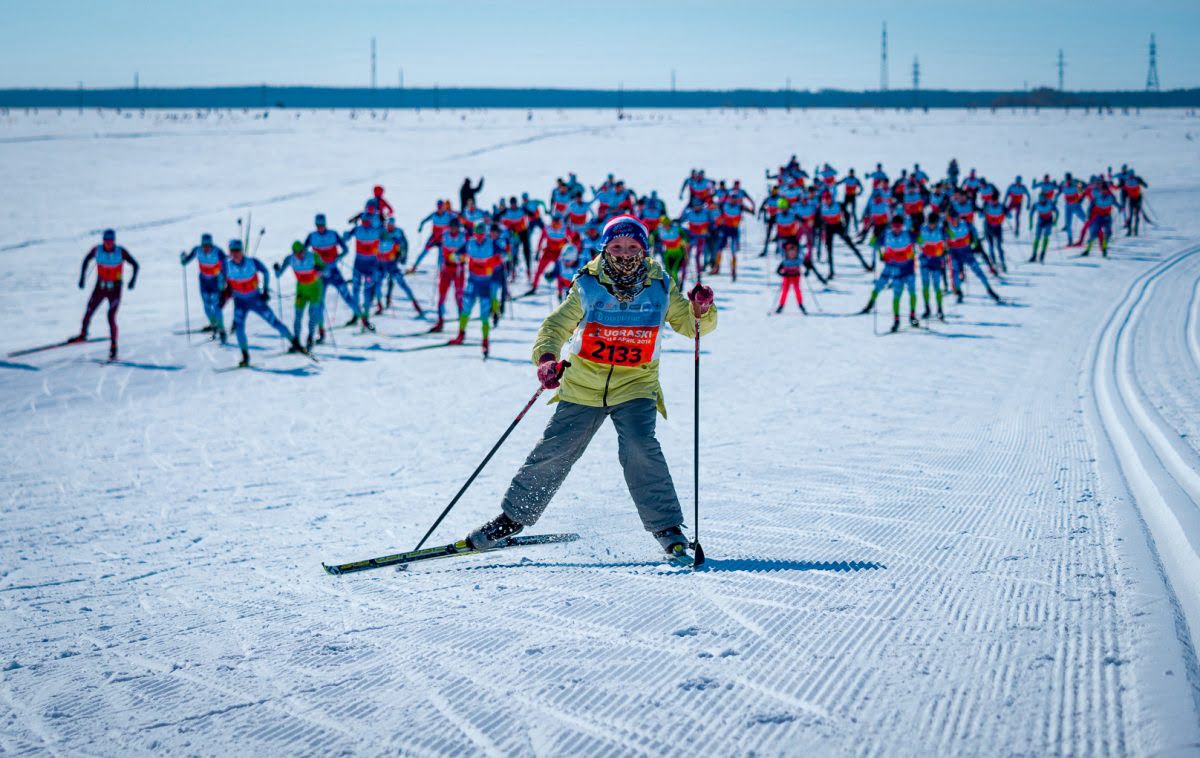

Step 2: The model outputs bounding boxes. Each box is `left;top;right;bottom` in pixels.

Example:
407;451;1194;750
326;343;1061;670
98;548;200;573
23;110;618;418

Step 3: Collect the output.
2;108;1199;755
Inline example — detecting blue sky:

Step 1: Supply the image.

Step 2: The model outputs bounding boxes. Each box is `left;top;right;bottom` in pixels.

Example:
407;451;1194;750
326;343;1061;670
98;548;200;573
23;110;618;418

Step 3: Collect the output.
1;1;1195;91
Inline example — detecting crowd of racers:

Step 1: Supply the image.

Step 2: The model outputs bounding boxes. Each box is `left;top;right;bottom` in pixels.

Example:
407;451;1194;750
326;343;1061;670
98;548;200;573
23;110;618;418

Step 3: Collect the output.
79;158;1150;362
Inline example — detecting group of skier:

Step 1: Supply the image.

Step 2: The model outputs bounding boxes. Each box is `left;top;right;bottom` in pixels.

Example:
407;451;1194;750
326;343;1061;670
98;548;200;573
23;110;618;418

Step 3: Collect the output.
170;186;416;366
65;158;1149;361
755;157;1150;330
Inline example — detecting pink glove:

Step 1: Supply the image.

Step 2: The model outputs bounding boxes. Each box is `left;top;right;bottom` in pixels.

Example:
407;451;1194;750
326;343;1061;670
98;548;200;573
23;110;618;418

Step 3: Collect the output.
537;353;570;389
688;283;714;316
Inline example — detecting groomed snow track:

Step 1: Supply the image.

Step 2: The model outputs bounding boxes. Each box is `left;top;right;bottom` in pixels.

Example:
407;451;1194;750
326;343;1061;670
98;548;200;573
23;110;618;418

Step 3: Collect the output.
1086;241;1200;740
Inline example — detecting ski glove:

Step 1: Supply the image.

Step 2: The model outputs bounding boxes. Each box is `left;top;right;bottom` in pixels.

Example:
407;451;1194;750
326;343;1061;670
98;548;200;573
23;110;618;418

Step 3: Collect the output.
688;283;714;317
78;278;85;289
537;353;570;390
128;276;137;291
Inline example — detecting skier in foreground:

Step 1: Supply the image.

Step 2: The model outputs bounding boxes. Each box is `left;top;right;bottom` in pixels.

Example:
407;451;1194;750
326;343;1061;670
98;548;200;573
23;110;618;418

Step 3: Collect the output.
465;215;717;560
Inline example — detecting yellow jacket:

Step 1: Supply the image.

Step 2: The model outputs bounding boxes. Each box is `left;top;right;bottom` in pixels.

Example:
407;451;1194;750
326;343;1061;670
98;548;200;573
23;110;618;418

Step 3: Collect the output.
532;257;718;417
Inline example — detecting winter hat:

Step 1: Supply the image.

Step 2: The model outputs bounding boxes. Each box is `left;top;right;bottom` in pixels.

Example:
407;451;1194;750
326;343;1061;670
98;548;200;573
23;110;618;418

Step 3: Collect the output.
315;214;327;227
291;241;304;254
201;233;213;245
229;239;244;251
102;229;115;241
600;215;648;251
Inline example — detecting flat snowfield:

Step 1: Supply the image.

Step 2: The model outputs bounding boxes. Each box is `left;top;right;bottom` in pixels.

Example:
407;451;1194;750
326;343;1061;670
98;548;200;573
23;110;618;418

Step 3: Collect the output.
2;108;1199;756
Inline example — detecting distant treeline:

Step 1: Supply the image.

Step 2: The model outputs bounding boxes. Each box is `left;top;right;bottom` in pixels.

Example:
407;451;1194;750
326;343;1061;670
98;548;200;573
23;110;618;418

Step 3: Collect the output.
2;86;1198;110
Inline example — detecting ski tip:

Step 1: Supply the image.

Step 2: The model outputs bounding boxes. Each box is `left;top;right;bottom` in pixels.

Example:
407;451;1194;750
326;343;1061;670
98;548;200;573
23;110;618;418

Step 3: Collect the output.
322;563;341;576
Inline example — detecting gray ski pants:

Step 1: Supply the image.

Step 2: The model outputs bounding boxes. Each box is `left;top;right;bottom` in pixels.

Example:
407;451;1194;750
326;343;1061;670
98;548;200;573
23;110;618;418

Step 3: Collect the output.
501;398;685;533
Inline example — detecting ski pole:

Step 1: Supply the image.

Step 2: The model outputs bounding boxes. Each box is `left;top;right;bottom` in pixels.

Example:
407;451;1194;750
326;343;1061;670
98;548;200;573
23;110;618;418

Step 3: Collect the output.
244;212;252;252
276;278;286;350
804;272;822;312
412;380;556;552
253;227;266;256
692;316;705;567
325;281;339;352
181;256;192;345
872;246;879;336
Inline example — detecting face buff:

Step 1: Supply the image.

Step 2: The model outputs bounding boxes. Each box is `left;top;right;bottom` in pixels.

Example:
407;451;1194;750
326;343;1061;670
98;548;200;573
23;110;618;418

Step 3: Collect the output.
601;252;648;303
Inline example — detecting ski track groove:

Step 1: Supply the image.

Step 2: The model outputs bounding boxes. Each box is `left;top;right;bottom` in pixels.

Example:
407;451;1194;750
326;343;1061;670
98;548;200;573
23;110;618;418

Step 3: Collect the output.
1090;243;1200;658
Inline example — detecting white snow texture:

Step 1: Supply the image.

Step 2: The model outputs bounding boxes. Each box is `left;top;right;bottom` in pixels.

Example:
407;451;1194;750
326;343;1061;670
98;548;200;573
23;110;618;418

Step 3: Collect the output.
1;108;1199;756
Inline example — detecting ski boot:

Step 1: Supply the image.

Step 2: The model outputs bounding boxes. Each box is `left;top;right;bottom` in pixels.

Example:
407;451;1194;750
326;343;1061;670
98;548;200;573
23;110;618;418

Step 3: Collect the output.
288;337;305;353
66;333;87;344
316;326;326;344
481;337;489;358
412;301;424;318
653;526;689;554
987;287;1002;303
200;324;216;334
890;316;901;333
429;317;444;333
955;290;964;304
492;311;500;328
361;317;376;333
375;302;384;316
798;302;807;315
108;343;118;361
858;298;876;315
922;306;931;320
937;308;945;322
219;328;228;345
344;314;359;327
775;304;784;314
238;349;250;368
466;512;524;551
448;329;466;346
386;295;394;310
306;333;314;352
910;313;920;328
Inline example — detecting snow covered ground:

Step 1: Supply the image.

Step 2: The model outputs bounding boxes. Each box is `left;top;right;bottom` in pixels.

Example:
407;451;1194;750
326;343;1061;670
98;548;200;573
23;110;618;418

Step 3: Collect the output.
2;107;1199;755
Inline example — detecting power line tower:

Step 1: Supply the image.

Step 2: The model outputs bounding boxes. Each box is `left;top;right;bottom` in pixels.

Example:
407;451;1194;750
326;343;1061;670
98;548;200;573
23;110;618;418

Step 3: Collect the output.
1146;34;1160;91
880;22;888;91
370;37;377;89
1057;49;1065;91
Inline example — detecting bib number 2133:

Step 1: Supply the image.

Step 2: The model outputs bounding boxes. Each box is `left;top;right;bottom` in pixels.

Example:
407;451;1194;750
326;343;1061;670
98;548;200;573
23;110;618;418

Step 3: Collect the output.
580;324;658;367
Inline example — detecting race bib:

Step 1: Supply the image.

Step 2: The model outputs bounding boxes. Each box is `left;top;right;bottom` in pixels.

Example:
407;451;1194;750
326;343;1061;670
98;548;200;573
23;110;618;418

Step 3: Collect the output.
579;323;659;366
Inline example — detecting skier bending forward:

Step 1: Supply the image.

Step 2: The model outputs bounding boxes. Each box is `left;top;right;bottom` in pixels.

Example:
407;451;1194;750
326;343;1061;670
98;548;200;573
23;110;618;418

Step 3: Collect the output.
466;215;717;557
